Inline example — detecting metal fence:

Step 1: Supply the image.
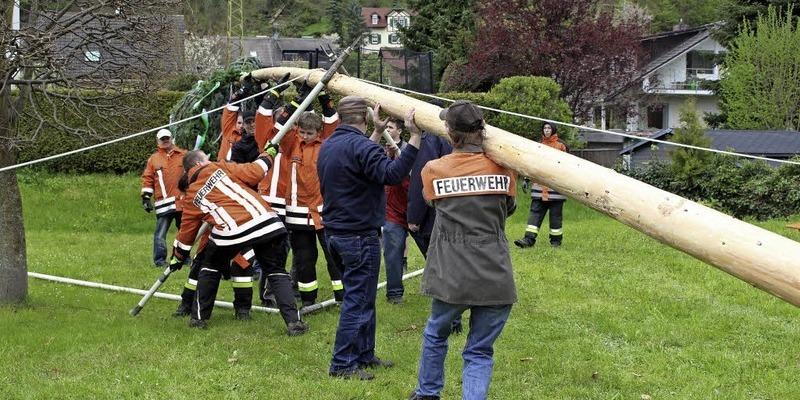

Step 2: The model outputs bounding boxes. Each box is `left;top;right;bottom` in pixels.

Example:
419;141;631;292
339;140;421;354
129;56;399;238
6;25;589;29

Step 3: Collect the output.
338;48;434;94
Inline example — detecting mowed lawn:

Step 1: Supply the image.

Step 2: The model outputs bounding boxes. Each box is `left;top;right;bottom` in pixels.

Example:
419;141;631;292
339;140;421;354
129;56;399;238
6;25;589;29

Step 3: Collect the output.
1;173;799;399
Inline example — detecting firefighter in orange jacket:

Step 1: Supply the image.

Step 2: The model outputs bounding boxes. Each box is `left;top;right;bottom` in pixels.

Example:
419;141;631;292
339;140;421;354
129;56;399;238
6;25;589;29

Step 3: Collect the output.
279;82;344;307
141;128;185;268
169;149;308;335
514;122;568;248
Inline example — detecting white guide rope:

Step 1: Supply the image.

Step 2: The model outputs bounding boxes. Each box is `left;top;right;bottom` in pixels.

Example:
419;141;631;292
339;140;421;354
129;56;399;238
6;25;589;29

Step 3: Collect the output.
355;78;800;166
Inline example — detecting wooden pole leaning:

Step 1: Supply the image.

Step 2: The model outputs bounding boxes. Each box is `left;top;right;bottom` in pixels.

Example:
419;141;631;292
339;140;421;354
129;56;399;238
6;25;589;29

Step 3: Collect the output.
251;67;800;308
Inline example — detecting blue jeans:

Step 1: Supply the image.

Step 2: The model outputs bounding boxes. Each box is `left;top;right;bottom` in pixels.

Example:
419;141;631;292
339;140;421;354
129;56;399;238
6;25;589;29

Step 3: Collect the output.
382;221;407;299
327;230;382;372
153;212;180;266
414;299;512;400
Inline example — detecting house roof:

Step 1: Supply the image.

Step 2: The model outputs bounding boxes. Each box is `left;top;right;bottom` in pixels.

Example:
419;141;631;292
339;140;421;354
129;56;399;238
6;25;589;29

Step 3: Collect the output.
707;130;800;156
619;128;673;155
239;36;337;67
362;7;392;28
606;23;719;100
620;129;800;156
578;129;626;144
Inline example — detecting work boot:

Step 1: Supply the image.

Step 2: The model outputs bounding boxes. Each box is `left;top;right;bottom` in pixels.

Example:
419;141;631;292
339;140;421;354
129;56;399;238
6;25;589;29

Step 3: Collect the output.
361;357;394;369
408;392;440;400
234;309;251;321
550;236;562;248
172;302;191;317
330;368;374;380
514;232;537;248
387;296;404;305
188;318;208;329
287;320;309;336
333;290;344;304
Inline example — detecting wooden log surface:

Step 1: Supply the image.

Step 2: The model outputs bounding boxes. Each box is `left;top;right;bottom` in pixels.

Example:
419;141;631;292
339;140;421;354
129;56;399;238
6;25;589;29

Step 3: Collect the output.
252;67;800;308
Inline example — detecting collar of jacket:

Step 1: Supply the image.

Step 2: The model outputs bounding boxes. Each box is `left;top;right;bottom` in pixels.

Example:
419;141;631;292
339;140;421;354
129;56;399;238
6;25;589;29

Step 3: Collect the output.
453;143;483;153
186;163;210;186
332;124;366;137
157;146;184;157
542;134;560;145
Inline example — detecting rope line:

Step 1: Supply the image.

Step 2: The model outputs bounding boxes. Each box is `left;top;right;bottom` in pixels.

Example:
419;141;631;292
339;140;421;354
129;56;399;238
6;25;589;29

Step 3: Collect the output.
356;78;800;166
0;77;303;173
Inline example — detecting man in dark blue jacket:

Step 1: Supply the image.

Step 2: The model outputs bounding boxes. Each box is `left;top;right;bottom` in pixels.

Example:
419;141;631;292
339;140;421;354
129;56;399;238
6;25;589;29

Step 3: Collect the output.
318;96;421;380
406;132;453;255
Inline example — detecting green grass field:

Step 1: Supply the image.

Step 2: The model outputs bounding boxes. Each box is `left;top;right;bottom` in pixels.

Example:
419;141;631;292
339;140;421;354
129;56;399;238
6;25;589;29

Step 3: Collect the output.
2;173;799;399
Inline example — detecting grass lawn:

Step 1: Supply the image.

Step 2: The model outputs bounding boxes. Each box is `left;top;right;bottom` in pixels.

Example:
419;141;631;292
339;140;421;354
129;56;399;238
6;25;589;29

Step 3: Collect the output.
2;173;799;399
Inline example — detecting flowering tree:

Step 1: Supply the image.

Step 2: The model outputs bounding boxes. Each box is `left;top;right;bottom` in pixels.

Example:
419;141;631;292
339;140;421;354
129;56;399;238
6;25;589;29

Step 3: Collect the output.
459;0;647;120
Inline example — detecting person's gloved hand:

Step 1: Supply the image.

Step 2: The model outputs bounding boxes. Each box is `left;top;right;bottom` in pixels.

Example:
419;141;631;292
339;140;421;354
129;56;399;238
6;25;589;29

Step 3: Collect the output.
264;142;279;159
274;72;292;94
522;178;530;194
233;73;255;100
293;79;314;107
142;195;154;213
168;256;184;272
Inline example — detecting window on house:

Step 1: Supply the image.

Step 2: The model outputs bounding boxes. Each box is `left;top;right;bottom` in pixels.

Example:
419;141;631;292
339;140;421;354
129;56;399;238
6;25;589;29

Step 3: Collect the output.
370;34;381;45
686;51;716;76
372;14;379;25
393;17;407;29
389;33;400;44
249;51;258;58
84;50;100;62
647;104;666;129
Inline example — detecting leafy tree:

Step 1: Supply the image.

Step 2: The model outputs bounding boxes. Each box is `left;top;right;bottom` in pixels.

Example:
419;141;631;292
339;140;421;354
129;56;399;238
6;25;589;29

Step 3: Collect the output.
461;0;647;120
1;1;180;303
635;0;724;32
338;0;366;46
716;0;800;44
670;97;712;184
720;5;800;130
327;0;344;39
400;0;476;87
484;77;574;143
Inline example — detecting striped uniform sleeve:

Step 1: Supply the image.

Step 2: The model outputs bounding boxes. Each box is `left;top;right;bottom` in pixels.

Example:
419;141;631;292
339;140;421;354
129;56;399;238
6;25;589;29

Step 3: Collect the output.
254;105;276;151
173;205;203;261
140;156;155;196
217;104;240;161
227;160;271;188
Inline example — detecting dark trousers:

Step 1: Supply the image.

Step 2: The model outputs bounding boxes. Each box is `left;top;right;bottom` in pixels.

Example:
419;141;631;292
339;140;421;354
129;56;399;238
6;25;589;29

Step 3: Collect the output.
327;230;382;372
409;230;430;257
180;249;253;313
193;234;299;325
258;231;291;303
526;199;564;244
291;228;343;302
153;211;181;266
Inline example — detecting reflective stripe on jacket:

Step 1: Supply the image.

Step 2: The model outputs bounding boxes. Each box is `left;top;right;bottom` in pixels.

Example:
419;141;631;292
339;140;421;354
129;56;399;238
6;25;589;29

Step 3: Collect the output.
141;147;185;215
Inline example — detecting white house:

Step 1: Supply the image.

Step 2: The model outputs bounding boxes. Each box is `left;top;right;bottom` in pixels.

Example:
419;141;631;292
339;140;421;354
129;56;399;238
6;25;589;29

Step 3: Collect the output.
597;24;726;131
360;7;410;51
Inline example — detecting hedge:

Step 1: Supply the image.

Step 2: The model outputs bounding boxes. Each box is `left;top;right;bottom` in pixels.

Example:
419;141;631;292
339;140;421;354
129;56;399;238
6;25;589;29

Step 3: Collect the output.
17;91;185;174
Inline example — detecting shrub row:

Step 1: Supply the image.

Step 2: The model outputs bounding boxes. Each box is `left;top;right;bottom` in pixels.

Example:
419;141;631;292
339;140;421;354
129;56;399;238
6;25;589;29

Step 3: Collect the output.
624;155;800;220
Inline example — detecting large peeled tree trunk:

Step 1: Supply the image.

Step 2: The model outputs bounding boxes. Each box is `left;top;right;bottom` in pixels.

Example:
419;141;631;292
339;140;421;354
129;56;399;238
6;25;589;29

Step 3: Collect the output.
0;93;27;304
254;67;800;308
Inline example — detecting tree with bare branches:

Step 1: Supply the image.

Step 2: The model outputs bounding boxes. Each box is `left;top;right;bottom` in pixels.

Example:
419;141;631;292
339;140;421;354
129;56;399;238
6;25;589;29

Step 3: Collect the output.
0;0;181;303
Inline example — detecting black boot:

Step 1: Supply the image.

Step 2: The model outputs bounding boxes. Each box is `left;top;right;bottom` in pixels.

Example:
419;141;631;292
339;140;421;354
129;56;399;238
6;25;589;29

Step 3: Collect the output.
514;232;537;248
173;302;191;317
550;235;562;248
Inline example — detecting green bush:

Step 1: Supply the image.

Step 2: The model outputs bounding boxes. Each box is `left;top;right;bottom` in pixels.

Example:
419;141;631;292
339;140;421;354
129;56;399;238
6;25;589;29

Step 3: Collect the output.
483;76;574;143
17;91;185;174
625;154;800;220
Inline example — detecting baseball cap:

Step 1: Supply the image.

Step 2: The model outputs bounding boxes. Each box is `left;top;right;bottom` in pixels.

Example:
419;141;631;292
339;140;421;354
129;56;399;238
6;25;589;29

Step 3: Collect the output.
156;129;172;139
242;110;256;122
439;100;484;132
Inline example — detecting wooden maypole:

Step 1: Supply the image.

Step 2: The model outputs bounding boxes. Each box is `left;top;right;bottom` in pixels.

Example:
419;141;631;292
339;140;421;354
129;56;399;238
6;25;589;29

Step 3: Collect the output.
251;67;800;308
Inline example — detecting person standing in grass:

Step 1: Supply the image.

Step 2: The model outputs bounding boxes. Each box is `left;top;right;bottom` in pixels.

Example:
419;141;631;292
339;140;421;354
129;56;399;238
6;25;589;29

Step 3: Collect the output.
171;149;307;336
514;122;568;248
370;117;412;305
410;100;517;400
318;97;421;380
140;128;185;268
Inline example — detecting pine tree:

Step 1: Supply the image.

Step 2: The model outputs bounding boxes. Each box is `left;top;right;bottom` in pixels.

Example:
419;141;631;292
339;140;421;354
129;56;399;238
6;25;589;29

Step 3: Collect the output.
671;97;712;183
327;0;344;40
